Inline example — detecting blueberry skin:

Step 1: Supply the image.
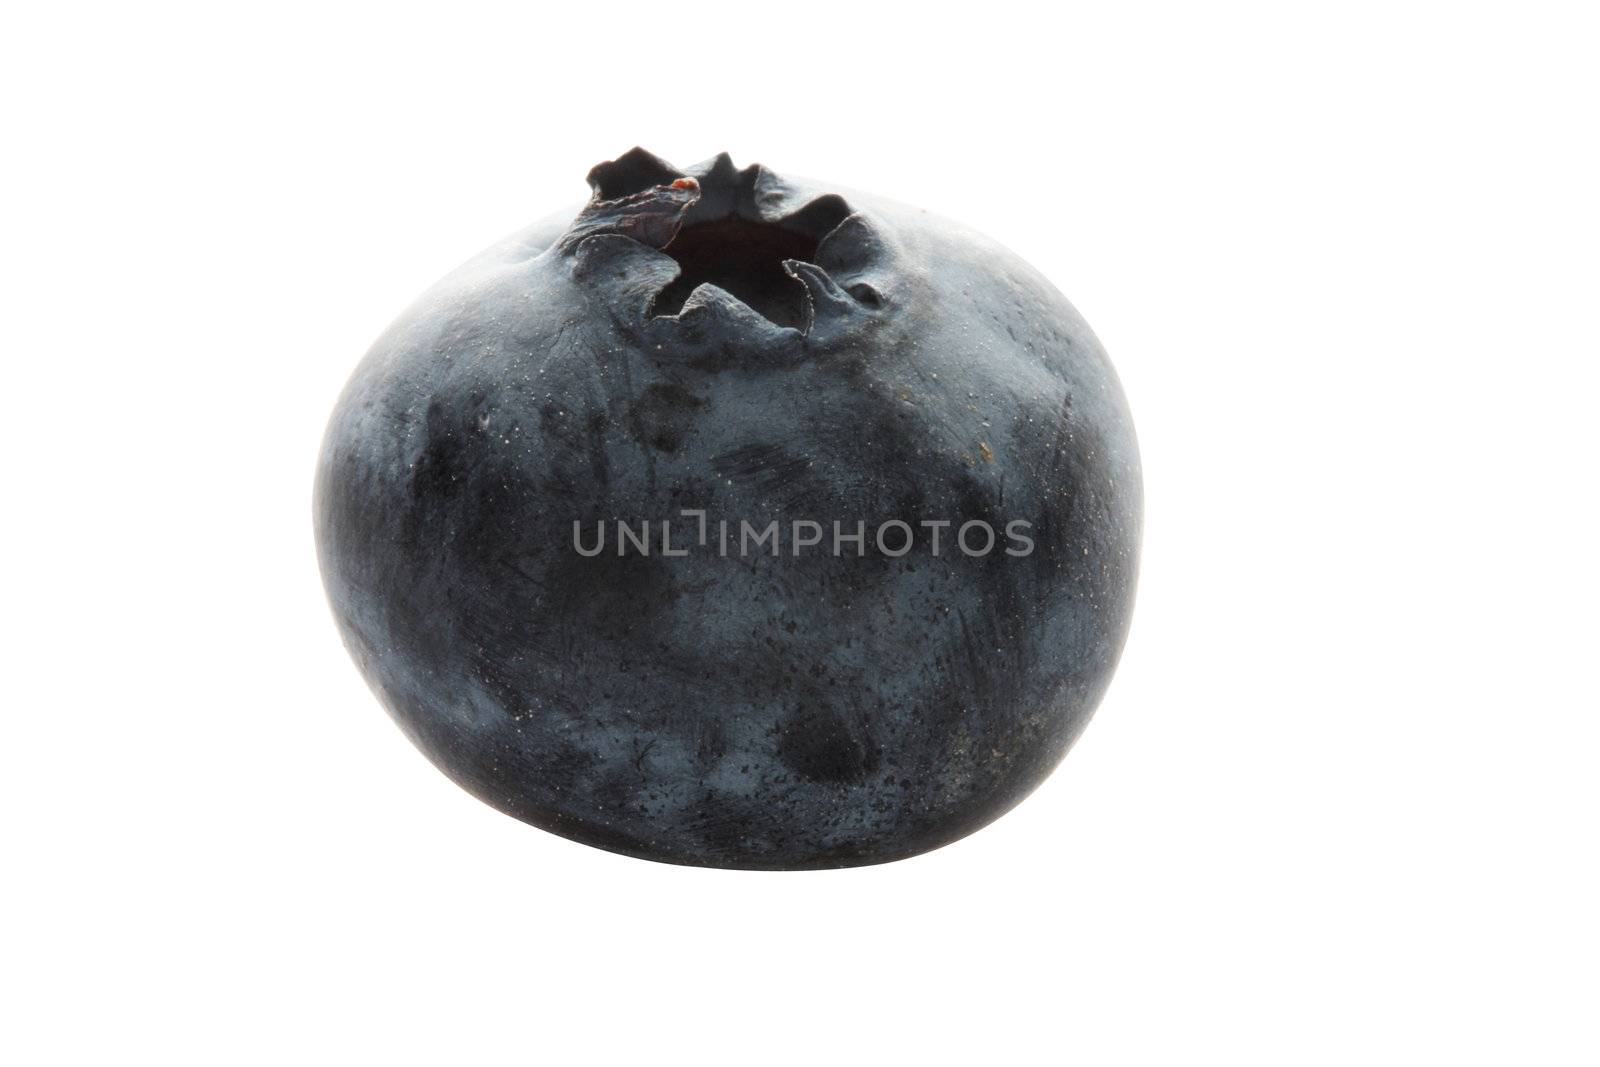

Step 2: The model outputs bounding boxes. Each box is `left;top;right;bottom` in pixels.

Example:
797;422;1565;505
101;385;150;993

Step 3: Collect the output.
315;150;1141;869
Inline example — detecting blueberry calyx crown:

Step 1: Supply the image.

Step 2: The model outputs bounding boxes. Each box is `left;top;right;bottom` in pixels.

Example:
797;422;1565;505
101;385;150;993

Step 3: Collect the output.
558;148;888;342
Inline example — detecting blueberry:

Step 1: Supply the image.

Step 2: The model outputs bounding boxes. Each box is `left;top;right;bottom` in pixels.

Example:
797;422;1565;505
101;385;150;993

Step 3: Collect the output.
315;149;1141;869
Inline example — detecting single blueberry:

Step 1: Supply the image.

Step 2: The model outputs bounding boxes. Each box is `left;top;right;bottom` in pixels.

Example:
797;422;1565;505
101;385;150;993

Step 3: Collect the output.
315;149;1142;869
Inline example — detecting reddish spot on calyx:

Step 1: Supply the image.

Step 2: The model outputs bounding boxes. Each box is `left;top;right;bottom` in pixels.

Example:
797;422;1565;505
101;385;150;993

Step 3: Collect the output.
670;178;699;191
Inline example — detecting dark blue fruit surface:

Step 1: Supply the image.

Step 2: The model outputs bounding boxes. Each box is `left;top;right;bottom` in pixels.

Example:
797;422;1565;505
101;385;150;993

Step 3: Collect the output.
315;150;1141;869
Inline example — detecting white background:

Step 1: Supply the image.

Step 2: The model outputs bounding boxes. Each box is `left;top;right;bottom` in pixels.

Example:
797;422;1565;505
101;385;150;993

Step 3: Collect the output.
4;3;1596;1063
